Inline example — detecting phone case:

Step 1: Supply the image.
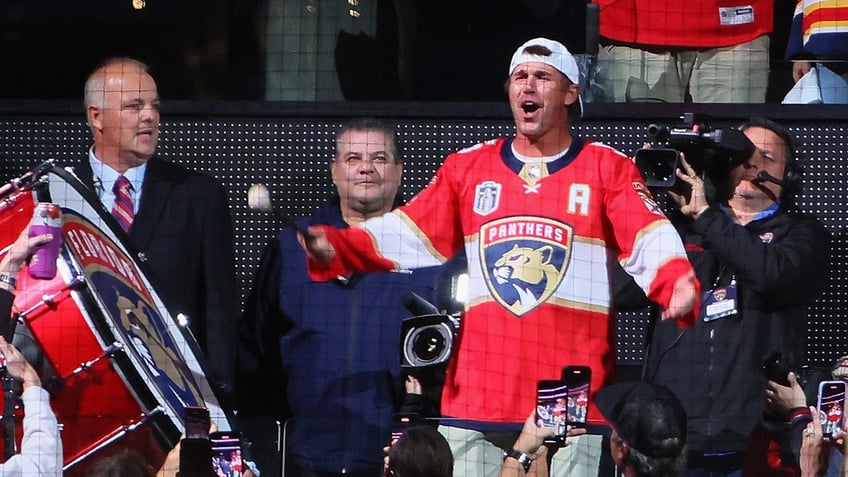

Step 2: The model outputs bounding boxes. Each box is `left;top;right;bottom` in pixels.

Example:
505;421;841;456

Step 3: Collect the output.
561;365;591;428
390;413;422;445
183;406;210;440
817;380;846;439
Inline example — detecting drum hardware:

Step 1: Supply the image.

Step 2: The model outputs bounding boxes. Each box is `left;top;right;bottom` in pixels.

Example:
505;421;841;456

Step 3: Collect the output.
176;313;190;328
0;176;48;213
63;405;166;472
63;341;125;381
15;275;86;321
0;160;54;198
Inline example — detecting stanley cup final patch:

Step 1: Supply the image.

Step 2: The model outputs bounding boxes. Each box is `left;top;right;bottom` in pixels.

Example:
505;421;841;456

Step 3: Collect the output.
480;217;573;316
474;181;502;216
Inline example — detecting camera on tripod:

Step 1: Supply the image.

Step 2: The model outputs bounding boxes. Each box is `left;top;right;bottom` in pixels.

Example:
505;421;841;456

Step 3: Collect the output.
634;113;755;188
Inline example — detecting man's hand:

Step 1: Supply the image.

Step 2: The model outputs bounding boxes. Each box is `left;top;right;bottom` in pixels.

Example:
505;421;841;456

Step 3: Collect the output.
766;372;806;418
661;271;698;321
793;61;813;83
800;406;829;477
297;225;335;263
0;336;40;390
514;411;587;457
0;228;54;275
667;153;709;219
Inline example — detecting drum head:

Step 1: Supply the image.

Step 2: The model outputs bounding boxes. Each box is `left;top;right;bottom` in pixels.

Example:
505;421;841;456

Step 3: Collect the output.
6;163;231;472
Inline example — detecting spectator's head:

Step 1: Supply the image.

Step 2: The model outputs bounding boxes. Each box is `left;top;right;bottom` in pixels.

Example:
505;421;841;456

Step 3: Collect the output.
734;117;801;207
332;117;403;224
597;382;688;477
85;57;160;172
506;37;581;143
832;355;848;382
385;425;453;477
85;449;153;477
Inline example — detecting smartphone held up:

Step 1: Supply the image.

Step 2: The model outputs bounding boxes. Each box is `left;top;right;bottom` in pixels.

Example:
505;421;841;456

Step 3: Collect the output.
184;405;210;440
562;365;591;429
536;380;569;447
817;380;846;440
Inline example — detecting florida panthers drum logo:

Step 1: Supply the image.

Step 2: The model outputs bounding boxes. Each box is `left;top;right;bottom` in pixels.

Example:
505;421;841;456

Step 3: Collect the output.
480;217;572;316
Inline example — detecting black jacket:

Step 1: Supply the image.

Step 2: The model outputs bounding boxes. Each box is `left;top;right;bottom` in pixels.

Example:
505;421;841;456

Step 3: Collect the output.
73;157;239;395
646;205;830;453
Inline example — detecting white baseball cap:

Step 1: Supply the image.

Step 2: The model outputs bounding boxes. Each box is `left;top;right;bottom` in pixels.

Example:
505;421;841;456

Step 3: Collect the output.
509;37;582;116
509;37;580;85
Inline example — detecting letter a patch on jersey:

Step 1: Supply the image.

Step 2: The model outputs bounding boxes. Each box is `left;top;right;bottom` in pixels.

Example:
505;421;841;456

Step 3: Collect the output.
479;217;573;316
474;181;501;216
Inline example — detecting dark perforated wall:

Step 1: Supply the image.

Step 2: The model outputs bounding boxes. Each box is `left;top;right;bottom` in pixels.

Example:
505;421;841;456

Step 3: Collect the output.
1;111;845;367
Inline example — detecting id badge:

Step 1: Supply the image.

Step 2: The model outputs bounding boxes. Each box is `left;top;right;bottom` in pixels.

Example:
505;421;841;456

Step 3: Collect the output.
702;282;738;322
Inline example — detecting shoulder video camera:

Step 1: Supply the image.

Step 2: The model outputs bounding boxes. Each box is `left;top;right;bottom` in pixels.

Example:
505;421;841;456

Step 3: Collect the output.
400;314;458;369
634;113;755;189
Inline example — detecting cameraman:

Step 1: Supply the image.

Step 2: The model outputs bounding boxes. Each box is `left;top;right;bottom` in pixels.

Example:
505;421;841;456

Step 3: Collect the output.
644;117;830;477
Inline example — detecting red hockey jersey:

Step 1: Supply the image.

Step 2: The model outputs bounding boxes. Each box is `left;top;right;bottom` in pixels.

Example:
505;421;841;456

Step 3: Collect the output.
308;137;697;426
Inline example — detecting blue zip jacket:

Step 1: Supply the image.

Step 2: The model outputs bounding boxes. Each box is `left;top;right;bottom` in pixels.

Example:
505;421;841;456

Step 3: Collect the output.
238;197;448;475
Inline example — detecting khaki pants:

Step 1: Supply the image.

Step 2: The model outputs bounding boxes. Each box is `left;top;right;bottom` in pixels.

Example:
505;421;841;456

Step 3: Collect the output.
438;425;604;477
599;35;769;103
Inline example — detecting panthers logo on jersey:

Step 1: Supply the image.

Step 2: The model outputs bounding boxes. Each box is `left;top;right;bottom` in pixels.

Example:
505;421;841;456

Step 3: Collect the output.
480;216;573;316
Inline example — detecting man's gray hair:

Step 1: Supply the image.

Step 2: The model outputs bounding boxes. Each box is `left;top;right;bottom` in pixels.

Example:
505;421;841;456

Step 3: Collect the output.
83;57;150;110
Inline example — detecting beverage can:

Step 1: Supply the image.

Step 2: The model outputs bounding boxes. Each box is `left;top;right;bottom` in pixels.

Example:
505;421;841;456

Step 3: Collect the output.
28;202;63;279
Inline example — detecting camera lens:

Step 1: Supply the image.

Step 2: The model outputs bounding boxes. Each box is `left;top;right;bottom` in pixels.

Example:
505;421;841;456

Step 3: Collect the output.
413;329;445;361
403;323;453;367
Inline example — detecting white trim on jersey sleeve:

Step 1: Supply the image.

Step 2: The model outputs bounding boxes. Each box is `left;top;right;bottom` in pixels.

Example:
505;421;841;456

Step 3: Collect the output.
621;221;688;293
361;211;444;269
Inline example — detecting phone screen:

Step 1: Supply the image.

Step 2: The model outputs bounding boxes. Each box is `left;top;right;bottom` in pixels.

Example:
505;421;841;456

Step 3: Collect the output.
562;366;591;428
210;432;243;477
817;381;846;440
184;406;210;440
390;413;421;446
536;380;568;446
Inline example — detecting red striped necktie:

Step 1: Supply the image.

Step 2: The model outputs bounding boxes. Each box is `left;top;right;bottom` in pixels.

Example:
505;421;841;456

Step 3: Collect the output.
112;175;135;232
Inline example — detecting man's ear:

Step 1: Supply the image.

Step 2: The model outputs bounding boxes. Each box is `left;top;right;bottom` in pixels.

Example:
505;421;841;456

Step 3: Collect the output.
563;83;579;108
610;438;629;466
87;105;102;131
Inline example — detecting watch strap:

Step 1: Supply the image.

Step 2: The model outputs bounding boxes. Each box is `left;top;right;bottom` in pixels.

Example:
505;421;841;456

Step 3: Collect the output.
0;274;17;290
504;448;533;473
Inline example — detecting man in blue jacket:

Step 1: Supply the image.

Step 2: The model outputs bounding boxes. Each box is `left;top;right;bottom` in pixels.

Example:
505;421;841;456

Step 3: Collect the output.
238;118;448;477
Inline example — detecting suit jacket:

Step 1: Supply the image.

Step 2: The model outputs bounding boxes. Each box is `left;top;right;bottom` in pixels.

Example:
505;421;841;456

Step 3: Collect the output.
73;156;239;396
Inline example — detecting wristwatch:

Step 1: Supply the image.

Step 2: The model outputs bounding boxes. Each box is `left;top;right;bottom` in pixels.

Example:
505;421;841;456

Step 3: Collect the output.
504;448;533;473
0;274;17;290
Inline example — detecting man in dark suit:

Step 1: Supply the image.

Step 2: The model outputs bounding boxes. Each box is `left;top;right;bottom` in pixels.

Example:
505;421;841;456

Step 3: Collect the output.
74;57;238;398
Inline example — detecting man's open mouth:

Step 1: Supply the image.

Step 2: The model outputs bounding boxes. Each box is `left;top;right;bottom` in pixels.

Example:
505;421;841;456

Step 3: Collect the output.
521;101;540;113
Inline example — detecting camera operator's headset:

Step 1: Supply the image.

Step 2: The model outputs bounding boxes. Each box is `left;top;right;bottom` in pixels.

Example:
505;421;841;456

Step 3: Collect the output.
779;155;804;203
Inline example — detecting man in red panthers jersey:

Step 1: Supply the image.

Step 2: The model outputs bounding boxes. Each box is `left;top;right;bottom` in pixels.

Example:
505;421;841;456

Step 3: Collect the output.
303;38;699;477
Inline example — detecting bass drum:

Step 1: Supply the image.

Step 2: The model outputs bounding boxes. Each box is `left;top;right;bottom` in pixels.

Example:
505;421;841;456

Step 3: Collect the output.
1;162;231;474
